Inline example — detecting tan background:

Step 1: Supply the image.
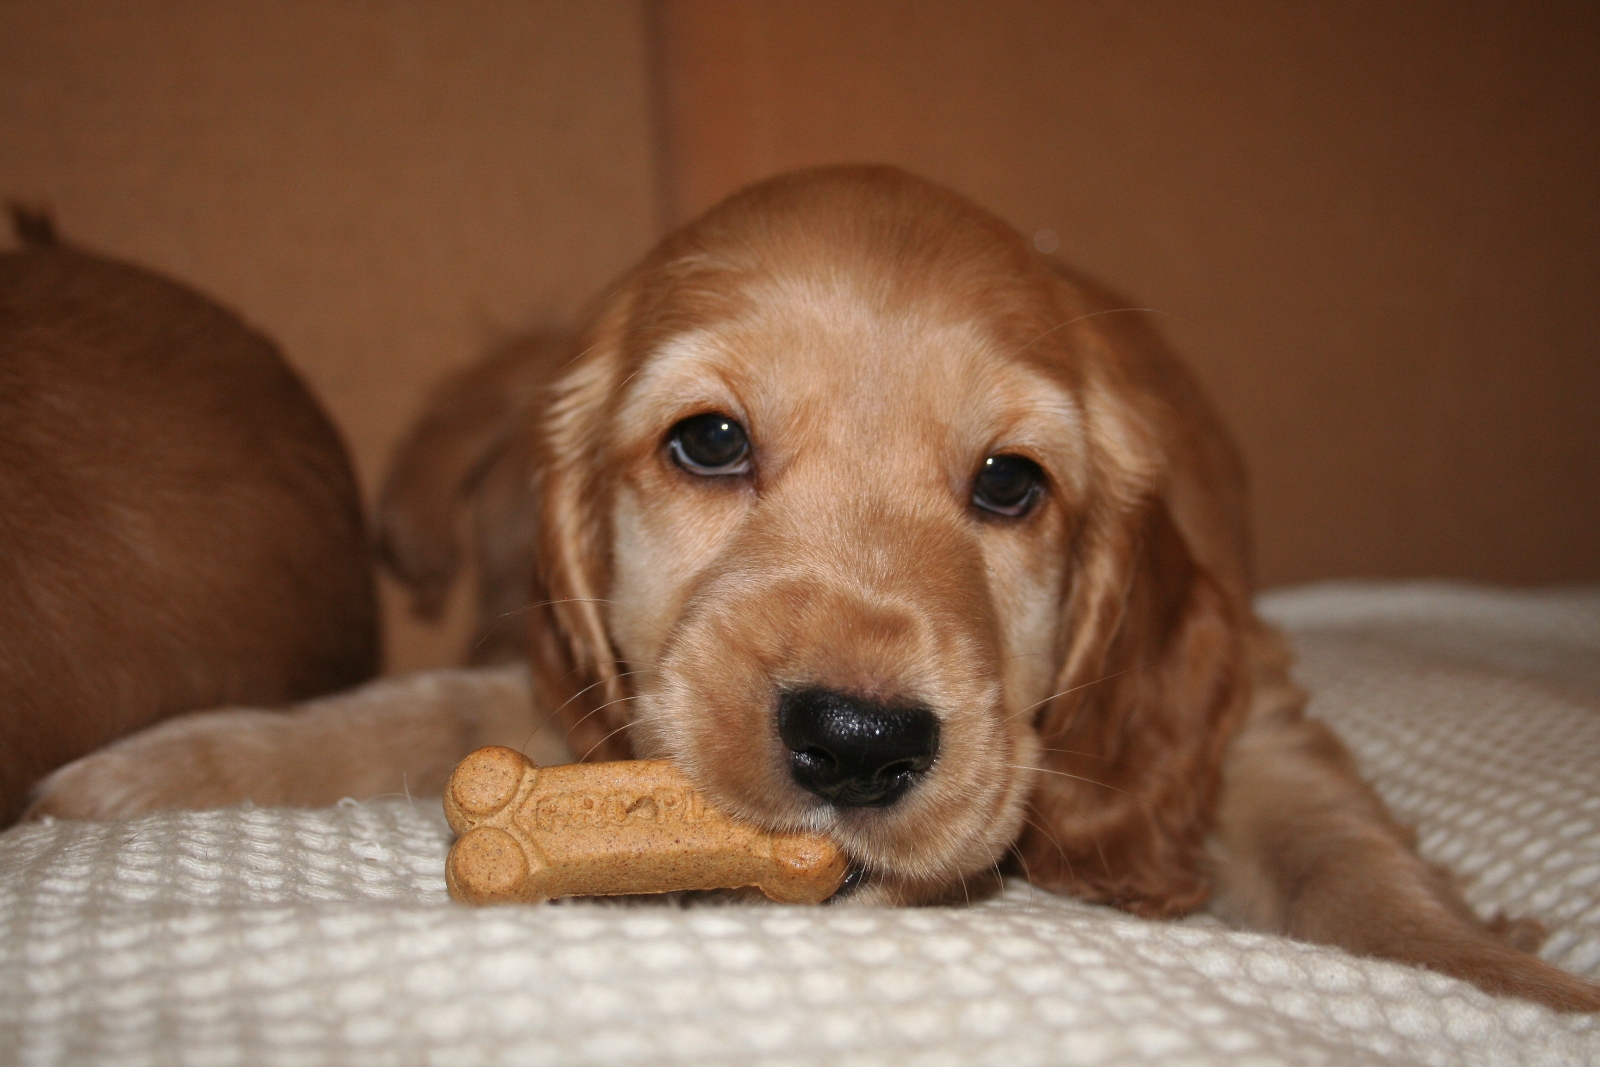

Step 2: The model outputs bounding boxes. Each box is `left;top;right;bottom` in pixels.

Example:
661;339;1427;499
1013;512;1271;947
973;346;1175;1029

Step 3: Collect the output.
3;1;1595;674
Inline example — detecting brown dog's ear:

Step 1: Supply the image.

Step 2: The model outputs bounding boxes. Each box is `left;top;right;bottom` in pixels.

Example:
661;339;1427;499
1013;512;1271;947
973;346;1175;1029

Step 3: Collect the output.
524;300;639;763
376;334;567;621
379;306;639;754
1015;368;1249;916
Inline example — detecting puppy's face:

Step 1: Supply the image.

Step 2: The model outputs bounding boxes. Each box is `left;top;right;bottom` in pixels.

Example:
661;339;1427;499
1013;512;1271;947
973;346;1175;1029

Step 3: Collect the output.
540;170;1158;904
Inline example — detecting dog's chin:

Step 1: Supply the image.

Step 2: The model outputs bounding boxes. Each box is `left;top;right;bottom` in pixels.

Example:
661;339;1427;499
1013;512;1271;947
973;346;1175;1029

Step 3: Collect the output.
630;694;1033;907
824;824;1022;907
842;865;1009;907
820;796;1025;900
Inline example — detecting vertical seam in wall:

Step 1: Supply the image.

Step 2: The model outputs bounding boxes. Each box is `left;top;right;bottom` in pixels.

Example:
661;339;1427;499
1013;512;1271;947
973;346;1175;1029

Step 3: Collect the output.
642;0;677;237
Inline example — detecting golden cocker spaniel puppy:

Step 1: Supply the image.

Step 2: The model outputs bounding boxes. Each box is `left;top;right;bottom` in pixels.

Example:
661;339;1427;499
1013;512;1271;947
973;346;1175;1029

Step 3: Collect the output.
32;168;1600;1012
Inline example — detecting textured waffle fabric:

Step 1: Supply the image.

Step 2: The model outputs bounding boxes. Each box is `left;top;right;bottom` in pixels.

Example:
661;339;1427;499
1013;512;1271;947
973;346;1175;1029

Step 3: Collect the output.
2;583;1597;1066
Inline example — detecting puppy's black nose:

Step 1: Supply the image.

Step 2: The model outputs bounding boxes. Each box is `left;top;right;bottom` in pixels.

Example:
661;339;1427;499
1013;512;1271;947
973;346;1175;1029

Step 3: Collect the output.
778;689;940;808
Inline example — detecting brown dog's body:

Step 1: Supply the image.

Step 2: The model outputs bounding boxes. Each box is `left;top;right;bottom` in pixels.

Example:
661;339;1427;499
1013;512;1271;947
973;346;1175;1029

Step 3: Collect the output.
25;171;1600;1011
0;213;378;823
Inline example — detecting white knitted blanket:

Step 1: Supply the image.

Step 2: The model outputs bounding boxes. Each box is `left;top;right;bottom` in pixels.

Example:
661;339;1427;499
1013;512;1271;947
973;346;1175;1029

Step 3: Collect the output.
2;583;1597;1066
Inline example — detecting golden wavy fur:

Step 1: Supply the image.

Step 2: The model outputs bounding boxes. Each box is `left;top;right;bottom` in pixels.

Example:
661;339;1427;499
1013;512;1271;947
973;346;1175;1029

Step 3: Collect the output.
32;168;1600;1011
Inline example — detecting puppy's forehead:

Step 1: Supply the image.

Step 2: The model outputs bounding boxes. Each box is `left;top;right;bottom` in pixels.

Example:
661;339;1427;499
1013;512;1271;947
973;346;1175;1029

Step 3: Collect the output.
621;268;1084;467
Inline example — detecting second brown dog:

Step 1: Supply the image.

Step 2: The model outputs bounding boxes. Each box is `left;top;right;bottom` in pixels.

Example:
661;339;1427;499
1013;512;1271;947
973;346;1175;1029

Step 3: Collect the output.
0;210;378;824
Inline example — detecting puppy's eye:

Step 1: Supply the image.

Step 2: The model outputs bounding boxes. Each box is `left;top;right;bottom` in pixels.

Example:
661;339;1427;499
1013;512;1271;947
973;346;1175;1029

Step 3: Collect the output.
668;413;751;475
972;455;1044;517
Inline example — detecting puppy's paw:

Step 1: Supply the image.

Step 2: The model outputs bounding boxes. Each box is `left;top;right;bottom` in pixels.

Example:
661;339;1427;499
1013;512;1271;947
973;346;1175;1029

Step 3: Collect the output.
23;709;285;821
25;751;170;821
1368;908;1600;1013
1445;938;1600;1013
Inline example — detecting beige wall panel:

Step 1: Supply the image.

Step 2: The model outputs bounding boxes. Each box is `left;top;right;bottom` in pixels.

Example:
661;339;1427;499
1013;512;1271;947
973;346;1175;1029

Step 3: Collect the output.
656;0;1600;587
1;1;660;671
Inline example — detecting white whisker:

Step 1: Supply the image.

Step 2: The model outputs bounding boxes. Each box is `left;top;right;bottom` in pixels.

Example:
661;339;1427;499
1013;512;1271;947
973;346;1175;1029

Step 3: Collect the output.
1011;307;1173;361
1009;764;1128;795
1014;668;1132;720
579;718;638;762
562;693;645;745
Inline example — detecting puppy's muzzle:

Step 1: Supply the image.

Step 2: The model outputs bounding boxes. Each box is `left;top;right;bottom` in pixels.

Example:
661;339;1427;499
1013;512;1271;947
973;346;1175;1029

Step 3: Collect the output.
778;689;940;808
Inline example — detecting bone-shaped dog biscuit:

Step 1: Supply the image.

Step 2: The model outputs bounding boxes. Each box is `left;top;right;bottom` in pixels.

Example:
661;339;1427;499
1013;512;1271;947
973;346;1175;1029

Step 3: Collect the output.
443;746;848;905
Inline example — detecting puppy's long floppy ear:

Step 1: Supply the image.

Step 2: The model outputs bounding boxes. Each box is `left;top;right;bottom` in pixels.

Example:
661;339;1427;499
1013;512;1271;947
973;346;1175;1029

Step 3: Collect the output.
1016;341;1251;918
524;296;640;763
